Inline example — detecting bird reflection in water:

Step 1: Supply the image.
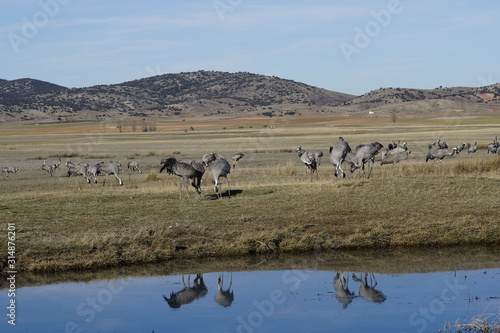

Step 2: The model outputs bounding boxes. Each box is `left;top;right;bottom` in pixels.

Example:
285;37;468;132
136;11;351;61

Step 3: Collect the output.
352;273;387;303
163;274;208;308
333;272;386;308
214;272;234;307
333;272;356;309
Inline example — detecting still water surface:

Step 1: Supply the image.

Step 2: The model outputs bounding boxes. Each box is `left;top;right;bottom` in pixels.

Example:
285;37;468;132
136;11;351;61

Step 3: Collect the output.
1;249;499;333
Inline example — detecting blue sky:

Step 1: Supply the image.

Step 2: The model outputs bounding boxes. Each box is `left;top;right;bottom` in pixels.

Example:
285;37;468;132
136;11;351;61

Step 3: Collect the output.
1;0;499;95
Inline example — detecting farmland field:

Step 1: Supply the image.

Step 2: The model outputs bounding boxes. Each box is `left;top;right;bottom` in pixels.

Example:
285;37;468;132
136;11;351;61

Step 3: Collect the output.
0;114;499;273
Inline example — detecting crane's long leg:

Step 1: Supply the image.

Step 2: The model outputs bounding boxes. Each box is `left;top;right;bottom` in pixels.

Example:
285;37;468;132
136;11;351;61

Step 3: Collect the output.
366;159;375;179
338;164;346;179
114;174;123;186
179;178;183;200
184;178;190;199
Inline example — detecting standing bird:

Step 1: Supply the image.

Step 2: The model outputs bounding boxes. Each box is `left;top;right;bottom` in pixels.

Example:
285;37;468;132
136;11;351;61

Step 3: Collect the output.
42;156;61;177
202;152;226;167
353;142;383;179
96;161;123;186
231;152;245;169
344;151;360;175
434;139;448;149
65;161;91;183
160;157;204;199
381;147;411;165
2;166;18;178
426;147;458;165
296;147;317;175
202;153;217;167
329;137;351;179
467;142;477;154
454;143;466;154
487;137;499;154
127;160;142;173
314;151;324;166
211;157;231;198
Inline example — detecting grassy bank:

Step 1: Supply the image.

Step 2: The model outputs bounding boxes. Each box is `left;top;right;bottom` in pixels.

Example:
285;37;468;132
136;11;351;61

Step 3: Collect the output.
0;116;499;273
1;162;499;273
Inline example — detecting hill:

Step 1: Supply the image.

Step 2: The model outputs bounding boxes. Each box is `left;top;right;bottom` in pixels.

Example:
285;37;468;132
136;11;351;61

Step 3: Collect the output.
0;71;499;124
0;78;66;101
0;71;354;123
344;84;500;109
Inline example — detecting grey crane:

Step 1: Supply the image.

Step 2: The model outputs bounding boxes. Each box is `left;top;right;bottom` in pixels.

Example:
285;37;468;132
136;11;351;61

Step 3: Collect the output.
381;144;411;165
202;152;226;167
2;166;18;178
202;153;216;167
84;163;100;184
352;142;383;179
387;140;407;151
42;156;61;177
314;151;324;166
65;161;91;183
127;160;142;173
214;273;234;308
487;137;499;154
231;152;245;169
434;139;448;149
454;143;467;154
329;137;351;179
425;147;458;164
296;146;317;175
163;274;208;309
160;157;204;199
381;148;411;165
381;143;408;160
211;157;231;198
387;141;398;150
467;141;477;154
96;161;123;186
344;151;360;174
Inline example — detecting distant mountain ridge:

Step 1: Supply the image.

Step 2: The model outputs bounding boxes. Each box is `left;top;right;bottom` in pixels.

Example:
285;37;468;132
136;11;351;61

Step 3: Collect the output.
0;71;499;123
345;84;500;109
0;78;66;100
0;71;356;122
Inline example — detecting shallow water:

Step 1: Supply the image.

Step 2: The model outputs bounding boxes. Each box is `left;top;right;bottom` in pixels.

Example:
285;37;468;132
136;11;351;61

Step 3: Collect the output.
1;249;500;333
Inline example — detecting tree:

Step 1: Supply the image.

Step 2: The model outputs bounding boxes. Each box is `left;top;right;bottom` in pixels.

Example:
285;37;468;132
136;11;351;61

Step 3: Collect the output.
391;112;398;124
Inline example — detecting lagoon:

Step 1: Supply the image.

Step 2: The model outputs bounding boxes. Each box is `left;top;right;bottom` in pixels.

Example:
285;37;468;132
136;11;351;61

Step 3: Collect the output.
1;248;499;333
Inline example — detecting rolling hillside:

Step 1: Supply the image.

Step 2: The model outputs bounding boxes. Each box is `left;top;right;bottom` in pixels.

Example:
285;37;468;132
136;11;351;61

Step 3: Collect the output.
344;84;500;109
0;71;354;123
0;71;499;124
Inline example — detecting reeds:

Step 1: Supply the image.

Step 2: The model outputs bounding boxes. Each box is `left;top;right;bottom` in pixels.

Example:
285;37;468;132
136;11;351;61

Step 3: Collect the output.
443;312;500;332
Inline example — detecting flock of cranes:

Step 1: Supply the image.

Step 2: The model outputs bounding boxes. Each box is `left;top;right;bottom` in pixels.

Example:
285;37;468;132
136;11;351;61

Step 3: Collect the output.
1;136;498;199
1;151;245;200
295;136;499;180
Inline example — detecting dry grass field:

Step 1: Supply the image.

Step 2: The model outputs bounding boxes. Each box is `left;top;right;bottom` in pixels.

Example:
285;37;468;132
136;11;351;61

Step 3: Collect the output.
0;114;499;273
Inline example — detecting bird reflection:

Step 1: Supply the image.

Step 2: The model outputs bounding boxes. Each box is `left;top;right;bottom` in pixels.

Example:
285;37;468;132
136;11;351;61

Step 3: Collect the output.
163;274;208;308
333;272;356;309
214;272;234;307
352;273;386;303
